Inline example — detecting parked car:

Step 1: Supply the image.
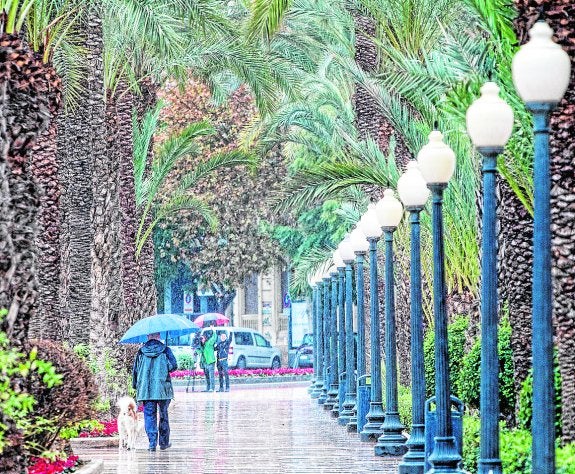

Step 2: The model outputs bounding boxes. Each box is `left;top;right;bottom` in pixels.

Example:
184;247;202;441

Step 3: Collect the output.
291;333;313;368
199;326;282;369
291;332;358;368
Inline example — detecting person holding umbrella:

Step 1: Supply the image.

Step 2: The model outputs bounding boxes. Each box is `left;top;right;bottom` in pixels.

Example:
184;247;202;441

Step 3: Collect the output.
132;332;178;451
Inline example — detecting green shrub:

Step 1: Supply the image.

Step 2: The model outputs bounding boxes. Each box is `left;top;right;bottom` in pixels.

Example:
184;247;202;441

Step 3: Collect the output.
557;443;575;474
176;353;195;370
458;338;480;410
25;339;98;454
462;414;480;473
59;420;103;440
0;311;62;471
518;350;562;437
500;428;532;473
424;315;469;399
457;317;515;421
398;384;412;430
462;418;575;474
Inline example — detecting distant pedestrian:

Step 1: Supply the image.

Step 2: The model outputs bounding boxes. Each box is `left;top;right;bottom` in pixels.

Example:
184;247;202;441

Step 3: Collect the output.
199;330;217;392
132;333;177;451
215;333;231;392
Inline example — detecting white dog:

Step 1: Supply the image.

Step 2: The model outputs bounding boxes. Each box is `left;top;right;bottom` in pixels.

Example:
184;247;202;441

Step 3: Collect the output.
117;396;141;450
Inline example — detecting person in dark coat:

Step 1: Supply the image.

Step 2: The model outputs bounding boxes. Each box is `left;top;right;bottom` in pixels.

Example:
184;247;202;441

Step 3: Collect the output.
132;333;177;451
214;333;231;392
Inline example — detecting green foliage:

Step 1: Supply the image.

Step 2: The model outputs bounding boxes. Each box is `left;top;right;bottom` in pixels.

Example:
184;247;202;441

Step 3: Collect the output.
518;351;562;437
457;316;515;420
424;315;469;399
500;428;532;473
74;344;134;413
458;337;480;409
461;414;480;473
59;420;103;441
463;414;575;474
0;310;62;458
176;353;195;370
397;384;412;430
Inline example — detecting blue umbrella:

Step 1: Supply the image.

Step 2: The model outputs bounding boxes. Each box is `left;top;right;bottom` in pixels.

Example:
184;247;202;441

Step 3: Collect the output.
119;314;200;344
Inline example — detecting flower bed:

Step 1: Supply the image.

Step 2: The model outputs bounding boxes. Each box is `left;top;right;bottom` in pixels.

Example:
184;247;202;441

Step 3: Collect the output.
170;367;313;379
78;419;118;438
29;455;81;474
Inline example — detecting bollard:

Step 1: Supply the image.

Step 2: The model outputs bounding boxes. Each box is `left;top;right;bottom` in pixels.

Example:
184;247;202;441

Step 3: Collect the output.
357;374;371;433
424;395;464;472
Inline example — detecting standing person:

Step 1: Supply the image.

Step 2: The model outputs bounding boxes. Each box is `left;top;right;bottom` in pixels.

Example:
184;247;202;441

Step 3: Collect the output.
132;333;178;452
200;330;217;392
215;333;231;392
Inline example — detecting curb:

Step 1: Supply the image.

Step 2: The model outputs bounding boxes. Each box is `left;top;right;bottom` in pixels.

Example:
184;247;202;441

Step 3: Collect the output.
76;459;104;474
70;437;119;450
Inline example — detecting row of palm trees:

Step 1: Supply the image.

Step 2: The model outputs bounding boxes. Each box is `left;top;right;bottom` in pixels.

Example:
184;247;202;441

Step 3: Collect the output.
248;0;574;443
1;0;573;449
0;1;297;361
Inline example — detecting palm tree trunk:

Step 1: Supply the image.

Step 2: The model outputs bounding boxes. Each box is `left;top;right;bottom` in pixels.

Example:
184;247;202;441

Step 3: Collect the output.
134;81;159;318
58;5;104;347
514;0;575;442
500;180;533;406
0;31;60;474
28;122;62;340
0;34;60;347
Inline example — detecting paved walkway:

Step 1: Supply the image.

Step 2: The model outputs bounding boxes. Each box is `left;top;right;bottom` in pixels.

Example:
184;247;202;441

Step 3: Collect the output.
75;382;400;473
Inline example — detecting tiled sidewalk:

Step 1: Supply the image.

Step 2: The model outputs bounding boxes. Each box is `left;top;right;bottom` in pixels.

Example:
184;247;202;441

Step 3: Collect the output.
75;383;400;473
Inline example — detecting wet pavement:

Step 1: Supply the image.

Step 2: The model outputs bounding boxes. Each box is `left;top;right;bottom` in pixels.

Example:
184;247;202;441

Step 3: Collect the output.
75;382;400;473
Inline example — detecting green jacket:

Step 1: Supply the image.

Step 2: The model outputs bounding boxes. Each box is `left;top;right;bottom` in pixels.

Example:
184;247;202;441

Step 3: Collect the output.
201;331;217;365
132;339;178;402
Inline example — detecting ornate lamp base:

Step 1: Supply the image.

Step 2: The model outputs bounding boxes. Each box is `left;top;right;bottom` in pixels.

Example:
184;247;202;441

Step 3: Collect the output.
360;402;385;442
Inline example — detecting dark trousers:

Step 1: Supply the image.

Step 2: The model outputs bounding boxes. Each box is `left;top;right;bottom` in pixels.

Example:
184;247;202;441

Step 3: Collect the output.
204;362;215;391
143;400;171;449
217;359;230;390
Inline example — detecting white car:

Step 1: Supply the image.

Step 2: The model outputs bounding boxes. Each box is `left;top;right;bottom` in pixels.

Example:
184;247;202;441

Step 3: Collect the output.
199;326;282;369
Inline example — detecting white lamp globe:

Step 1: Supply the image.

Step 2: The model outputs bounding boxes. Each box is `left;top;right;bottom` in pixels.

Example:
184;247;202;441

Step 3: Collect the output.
417;130;456;185
512;21;571;104
376;189;404;229
359;204;383;239
338;234;356;262
350;227;370;254
397;161;430;209
329;265;337;276
333;249;345;269
466;82;514;149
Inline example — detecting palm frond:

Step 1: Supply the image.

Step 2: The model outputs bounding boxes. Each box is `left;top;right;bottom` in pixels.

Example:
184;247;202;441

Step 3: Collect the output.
247;0;293;42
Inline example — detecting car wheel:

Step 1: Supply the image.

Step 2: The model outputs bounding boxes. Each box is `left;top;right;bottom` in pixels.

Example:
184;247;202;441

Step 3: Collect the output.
236;356;247;369
271;356;281;369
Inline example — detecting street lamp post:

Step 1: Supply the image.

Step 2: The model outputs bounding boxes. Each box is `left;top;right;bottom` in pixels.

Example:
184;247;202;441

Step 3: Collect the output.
333;251;346;418
347;228;370;432
314;274;326;403
326;266;340;410
308;276;317;395
375;189;407;457
323;273;333;409
418;130;462;473
512;21;570;474
359;204;385;441
466;82;514;474
338;235;357;426
397;161;431;473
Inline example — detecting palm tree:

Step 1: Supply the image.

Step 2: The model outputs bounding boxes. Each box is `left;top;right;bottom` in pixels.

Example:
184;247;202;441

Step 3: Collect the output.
513;0;575;444
0;1;62;348
25;0;84;341
57;0;105;347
